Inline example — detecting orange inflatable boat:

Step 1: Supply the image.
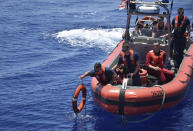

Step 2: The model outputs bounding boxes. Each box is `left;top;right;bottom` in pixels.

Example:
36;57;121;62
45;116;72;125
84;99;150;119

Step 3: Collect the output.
89;1;193;115
91;40;193;115
72;1;193;116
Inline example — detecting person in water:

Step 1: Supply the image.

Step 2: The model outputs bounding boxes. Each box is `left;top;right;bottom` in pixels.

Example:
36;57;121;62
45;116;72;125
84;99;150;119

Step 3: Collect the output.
146;42;174;83
152;16;168;38
113;42;142;86
171;8;191;69
79;62;118;85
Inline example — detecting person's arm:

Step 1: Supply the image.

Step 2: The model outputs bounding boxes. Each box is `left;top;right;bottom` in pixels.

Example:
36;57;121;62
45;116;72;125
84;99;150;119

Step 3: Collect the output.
160;25;169;38
112;64;118;70
163;51;166;65
130;61;140;77
185;19;191;49
79;71;91;79
152;26;156;38
171;18;175;31
152;32;156;38
113;56;123;73
187;19;191;37
105;68;117;85
145;52;151;68
110;70;118;85
129;52;140;77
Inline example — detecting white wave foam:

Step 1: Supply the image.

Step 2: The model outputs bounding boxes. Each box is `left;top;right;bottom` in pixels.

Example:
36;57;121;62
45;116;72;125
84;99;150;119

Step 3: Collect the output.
53;28;124;53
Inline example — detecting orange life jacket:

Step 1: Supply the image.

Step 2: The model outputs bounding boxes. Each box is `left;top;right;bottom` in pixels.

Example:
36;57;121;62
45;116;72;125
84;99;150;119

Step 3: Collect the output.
95;66;106;84
148;50;165;68
119;49;137;75
175;16;186;28
120;49;135;65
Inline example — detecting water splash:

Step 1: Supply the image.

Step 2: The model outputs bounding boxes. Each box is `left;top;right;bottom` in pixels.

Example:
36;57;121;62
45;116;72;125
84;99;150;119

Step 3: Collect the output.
53;28;124;53
65;112;96;122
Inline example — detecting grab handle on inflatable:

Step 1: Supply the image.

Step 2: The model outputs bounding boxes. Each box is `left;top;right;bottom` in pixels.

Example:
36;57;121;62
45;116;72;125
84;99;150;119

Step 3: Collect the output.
72;84;86;114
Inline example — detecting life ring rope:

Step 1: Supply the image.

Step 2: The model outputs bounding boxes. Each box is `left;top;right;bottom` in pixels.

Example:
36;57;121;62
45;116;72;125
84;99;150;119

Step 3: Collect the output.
72;84;87;114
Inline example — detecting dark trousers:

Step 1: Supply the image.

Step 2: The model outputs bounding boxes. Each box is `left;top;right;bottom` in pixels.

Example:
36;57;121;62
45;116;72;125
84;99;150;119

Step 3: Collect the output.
173;37;186;68
120;72;142;86
132;73;142;86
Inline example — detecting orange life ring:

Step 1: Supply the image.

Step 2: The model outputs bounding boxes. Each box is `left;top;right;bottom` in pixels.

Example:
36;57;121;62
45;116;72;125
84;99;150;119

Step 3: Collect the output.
138;16;155;28
72;84;86;114
139;68;148;85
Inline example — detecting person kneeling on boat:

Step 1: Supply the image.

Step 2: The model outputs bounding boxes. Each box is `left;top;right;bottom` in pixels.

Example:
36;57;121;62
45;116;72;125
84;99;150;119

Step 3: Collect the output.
79;62;118;85
113;42;142;86
152;16;168;38
145;42;174;84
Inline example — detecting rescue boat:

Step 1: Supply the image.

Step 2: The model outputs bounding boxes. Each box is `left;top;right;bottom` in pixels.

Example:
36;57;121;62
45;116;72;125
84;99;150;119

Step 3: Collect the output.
91;40;193;115
90;1;193;115
72;0;193;116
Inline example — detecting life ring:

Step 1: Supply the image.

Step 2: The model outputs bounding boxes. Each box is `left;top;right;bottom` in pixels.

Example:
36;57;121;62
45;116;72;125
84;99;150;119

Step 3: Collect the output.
72;84;86;114
139;68;148;85
137;16;155;28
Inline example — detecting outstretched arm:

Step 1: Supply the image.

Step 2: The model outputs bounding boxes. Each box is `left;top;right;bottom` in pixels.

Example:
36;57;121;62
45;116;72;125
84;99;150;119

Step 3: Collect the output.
79;71;91;79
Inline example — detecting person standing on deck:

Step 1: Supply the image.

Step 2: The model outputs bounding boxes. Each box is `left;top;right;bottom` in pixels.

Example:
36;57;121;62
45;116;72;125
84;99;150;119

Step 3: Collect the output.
171;8;191;69
146;42;174;84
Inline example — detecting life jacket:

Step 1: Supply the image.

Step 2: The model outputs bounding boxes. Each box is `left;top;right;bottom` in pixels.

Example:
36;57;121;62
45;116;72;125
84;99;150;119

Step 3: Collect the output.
156;22;167;32
148;50;165;68
95;66;106;85
120;49;136;73
120;49;135;65
174;16;187;38
175;16;186;28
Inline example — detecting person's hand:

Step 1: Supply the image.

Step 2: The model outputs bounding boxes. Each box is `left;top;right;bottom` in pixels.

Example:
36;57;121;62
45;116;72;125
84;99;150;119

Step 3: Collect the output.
115;68;120;73
116;67;123;73
127;73;133;77
79;75;84;80
153;66;160;71
183;49;187;54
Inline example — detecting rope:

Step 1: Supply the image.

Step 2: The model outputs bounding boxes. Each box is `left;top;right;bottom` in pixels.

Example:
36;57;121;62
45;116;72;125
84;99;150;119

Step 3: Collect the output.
121;85;166;123
74;79;88;116
78;79;92;116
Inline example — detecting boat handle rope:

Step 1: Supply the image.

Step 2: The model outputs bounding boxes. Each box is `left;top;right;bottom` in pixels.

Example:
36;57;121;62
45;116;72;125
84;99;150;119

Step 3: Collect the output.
121;85;166;124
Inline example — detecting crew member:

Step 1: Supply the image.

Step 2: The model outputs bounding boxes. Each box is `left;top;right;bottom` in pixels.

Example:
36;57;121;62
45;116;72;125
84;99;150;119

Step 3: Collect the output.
79;62;117;85
113;42;142;86
152;16;168;38
146;42;174;83
171;8;191;68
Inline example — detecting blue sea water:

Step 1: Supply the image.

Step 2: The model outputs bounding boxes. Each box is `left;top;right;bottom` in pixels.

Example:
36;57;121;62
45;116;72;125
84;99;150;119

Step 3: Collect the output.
0;0;192;130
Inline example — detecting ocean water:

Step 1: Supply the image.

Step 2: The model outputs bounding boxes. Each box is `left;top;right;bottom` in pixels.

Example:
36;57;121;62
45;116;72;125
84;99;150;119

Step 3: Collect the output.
0;0;192;130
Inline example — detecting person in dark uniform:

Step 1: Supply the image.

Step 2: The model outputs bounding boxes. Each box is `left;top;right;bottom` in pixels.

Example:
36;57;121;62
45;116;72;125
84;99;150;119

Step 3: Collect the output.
171;8;191;69
152;16;168;38
113;42;142;86
79;62;117;85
